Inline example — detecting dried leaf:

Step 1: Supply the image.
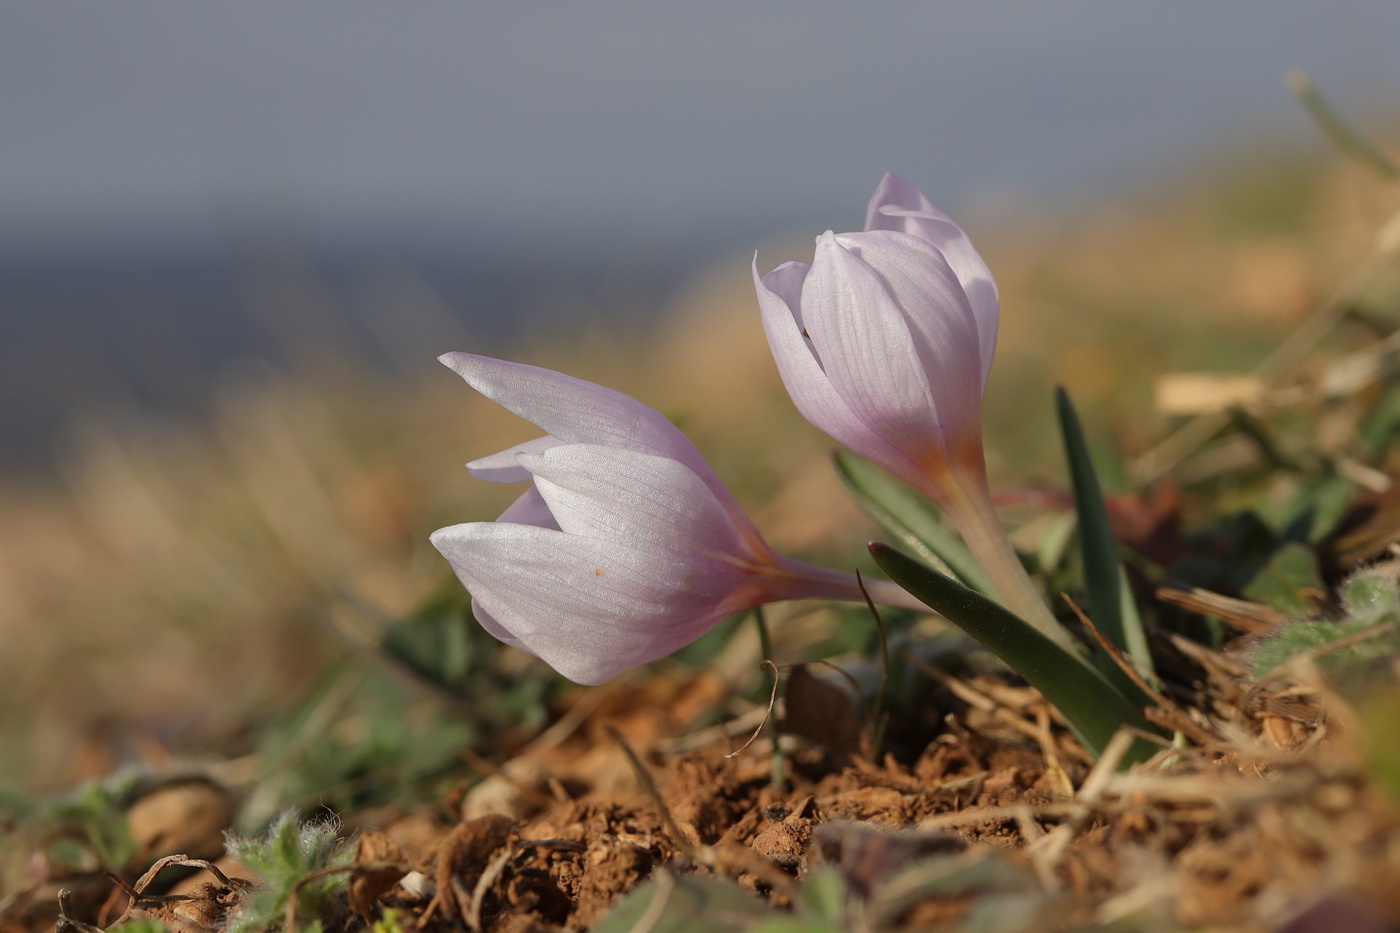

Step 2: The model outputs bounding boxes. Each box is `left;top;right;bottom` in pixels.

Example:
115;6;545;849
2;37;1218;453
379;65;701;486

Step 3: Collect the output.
432;813;515;920
1154;373;1267;416
781;665;863;762
348;832;410;918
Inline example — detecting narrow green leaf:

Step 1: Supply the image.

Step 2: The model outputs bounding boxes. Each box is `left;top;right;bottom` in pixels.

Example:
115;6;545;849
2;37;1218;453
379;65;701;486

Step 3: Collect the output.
870;542;1157;762
833;449;993;594
1056;388;1156;686
796;867;848;927
593;872;777;933
1035;511;1077;576
874;853;1032;928
1289;69;1399;181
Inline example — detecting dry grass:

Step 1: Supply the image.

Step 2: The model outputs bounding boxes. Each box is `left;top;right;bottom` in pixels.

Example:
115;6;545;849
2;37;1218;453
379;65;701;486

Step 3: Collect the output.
0;137;1397;812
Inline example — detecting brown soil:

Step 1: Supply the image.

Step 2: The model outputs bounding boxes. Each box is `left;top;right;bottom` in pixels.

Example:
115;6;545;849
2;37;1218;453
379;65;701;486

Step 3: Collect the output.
16;646;1400;933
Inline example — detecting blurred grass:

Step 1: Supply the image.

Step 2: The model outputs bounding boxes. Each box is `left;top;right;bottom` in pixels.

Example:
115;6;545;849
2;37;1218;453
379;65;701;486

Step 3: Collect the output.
0;129;1397;793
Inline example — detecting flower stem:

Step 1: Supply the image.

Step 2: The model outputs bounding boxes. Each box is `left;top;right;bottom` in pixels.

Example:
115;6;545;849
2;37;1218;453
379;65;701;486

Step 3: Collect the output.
941;469;1080;656
765;557;933;614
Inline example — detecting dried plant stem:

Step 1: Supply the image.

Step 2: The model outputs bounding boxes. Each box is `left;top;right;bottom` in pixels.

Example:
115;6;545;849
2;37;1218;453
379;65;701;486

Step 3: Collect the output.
1134;211;1400;483
856;570;892;756
724;661;780;760
605;725;797;899
1063;594;1218;747
752;607;785;787
604;725;695;858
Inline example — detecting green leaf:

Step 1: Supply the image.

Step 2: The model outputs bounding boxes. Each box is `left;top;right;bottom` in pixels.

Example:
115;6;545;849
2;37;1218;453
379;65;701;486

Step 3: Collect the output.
796;867;848;927
1344;573;1400;625
1035;511;1077;576
749;921;844;933
372;909;408;933
1056;388;1155;688
1242;542;1324;616
592;872;778;933
44;776;138;868
1251;618;1399;678
833;449;993;594
1252;571;1400;679
1360;376;1400;458
874;853;1034;928
1289;69;1400;181
225;813;351;933
379;586;477;693
1360;683;1400;807
870;543;1157;762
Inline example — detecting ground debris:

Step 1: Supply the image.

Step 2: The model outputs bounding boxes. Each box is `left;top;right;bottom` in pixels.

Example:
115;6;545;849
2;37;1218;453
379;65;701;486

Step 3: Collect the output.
7;656;1400;933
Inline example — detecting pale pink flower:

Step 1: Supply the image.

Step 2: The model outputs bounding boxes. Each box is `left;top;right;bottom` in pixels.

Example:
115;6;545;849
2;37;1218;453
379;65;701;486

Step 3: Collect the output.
754;174;1064;641
754;172;997;501
430;353;923;685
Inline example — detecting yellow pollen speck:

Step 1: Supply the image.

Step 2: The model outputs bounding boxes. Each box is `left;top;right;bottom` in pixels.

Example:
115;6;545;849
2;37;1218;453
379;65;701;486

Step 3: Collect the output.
593;568;605;576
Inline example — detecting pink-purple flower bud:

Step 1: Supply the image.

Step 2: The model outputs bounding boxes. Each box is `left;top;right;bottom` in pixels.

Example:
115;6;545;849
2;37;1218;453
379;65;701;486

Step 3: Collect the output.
754;173;998;503
431;353;923;685
755;175;1065;641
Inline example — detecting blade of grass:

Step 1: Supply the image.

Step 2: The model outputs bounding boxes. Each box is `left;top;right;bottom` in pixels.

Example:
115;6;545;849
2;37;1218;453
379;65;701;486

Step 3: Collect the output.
834;449;993;594
870;542;1156;763
1056;388;1156;689
1289;69;1399;182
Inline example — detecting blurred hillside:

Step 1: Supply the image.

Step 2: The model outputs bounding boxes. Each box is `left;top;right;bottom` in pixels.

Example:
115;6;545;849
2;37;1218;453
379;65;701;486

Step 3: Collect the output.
2;137;1399;792
0;239;703;481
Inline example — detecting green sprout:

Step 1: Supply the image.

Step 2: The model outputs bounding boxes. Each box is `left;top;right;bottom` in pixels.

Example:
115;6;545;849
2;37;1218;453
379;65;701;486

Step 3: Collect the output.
850;389;1164;763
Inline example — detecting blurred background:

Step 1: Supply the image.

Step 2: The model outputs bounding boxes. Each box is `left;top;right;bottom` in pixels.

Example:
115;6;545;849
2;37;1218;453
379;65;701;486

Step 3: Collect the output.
2;3;1399;792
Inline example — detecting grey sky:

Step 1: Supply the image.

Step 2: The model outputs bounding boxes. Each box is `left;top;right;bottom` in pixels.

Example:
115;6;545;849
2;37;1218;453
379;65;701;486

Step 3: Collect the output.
1;2;1398;259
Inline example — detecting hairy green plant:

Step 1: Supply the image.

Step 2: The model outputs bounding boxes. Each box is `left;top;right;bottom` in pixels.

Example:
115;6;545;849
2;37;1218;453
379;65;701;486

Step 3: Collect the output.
224;812;350;933
1253;571;1400;679
41;771;143;870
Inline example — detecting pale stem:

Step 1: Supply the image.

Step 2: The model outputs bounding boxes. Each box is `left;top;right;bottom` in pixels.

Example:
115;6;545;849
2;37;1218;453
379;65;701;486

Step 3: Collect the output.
765;557;934;615
940;468;1080;655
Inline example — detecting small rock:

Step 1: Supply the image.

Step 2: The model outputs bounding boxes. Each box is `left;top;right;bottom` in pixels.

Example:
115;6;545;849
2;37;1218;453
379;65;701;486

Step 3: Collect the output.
462;758;550;821
126;777;235;862
751;818;811;860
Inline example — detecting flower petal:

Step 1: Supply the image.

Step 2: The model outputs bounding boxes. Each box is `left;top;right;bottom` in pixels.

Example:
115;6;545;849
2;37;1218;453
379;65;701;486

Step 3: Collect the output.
802;233;945;462
462;488;559;653
753;256;926;487
834;230;985;453
520;444;756;566
495;484;560;530
442;352;700;470
467;435;562;483
470;601;531;653
865;173;998;388
429;521;742;684
440;352;761;538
